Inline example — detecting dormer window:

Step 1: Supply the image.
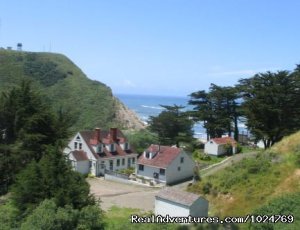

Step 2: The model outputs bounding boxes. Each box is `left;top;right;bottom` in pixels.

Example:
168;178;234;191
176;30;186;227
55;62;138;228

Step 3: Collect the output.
145;151;150;159
110;144;115;152
125;142;129;150
97;145;102;153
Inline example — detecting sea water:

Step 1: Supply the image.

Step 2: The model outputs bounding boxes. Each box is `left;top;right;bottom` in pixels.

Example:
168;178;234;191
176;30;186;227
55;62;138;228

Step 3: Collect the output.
116;94;207;139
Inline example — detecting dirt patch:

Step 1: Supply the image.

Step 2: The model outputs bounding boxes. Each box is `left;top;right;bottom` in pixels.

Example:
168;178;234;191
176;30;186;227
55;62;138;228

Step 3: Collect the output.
88;178;160;211
273;169;300;196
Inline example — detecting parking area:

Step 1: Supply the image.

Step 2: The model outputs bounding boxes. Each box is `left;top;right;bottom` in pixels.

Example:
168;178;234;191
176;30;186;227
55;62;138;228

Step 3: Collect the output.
88;178;161;212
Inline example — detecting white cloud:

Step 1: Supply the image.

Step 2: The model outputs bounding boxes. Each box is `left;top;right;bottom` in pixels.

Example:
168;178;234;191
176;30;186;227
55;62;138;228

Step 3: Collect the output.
123;79;136;88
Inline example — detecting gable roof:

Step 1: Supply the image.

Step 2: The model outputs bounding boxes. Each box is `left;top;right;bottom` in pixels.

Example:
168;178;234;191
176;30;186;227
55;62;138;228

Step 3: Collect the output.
156;187;202;207
137;144;182;168
71;150;89;161
211;137;237;146
78;128;135;160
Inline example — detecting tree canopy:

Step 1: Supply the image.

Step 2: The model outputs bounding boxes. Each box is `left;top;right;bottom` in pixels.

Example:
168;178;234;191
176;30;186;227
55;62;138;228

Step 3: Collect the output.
189;84;240;140
148;104;194;147
238;70;300;148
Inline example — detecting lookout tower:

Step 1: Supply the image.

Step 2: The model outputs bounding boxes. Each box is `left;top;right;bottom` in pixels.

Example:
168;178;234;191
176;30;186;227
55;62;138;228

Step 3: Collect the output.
17;43;22;51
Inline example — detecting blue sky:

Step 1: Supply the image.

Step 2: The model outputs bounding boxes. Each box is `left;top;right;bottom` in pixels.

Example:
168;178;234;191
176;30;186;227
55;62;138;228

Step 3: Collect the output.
1;0;300;96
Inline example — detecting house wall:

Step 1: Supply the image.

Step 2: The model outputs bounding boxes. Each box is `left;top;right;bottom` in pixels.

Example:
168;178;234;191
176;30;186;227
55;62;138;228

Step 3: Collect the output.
165;152;195;184
204;141;219;155
189;198;209;217
98;155;137;176
155;197;190;217
136;165;166;182
205;142;228;156
75;160;90;175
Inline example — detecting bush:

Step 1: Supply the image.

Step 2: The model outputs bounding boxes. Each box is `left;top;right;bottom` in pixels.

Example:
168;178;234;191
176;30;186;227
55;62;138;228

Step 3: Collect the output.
202;182;212;194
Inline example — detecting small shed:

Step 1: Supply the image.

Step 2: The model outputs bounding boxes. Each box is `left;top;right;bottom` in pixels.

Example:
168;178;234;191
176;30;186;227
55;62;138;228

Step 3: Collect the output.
204;137;237;156
155;187;208;217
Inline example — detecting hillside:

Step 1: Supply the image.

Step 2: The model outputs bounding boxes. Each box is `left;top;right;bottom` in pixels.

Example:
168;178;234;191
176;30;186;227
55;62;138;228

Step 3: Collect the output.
0;49;144;132
188;132;300;228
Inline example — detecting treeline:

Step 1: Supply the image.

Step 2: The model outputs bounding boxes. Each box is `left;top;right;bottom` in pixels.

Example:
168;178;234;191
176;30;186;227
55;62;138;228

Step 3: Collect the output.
147;66;300;149
0;80;105;229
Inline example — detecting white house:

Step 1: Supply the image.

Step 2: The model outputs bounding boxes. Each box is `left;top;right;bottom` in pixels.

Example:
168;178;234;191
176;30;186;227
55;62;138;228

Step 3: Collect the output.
204;137;237;156
136;145;195;185
64;128;138;176
155;187;208;217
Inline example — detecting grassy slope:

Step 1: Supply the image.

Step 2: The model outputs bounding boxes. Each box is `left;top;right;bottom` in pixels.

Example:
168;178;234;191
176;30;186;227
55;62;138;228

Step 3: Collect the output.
0;49;123;132
188;132;300;223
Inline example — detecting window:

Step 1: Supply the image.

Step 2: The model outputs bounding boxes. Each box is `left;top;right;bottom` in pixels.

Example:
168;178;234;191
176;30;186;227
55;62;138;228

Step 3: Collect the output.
79;143;82;150
159;168;165;175
139;164;144;171
180;157;184;163
117;159;120;166
125;142;129;150
110;144;115;152
145;152;150;159
122;158;125;165
74;142;78;149
132;157;135;164
101;161;105;169
109;160;113;171
178;166;181;171
89;161;92;168
76;135;80;140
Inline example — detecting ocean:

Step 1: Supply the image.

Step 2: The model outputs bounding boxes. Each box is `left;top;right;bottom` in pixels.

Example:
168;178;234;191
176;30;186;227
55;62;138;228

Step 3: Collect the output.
116;94;206;139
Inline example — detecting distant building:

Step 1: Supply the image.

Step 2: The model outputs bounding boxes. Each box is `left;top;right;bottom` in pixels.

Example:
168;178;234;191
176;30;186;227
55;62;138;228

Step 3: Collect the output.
204;137;237;156
64;128;138;176
17;43;22;51
155;187;208;217
136;144;195;185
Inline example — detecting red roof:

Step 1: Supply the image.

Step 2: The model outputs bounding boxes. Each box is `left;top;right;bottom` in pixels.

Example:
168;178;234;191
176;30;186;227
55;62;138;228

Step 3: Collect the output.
211;137;237;146
71;150;89;161
79;128;135;159
137;144;182;168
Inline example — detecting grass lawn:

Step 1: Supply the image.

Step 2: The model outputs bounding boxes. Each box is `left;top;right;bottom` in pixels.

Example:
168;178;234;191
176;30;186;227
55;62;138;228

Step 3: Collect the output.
104;206;177;230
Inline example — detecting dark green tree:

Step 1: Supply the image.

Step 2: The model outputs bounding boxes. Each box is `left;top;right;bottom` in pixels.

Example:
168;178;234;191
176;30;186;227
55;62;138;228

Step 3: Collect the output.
238;70;300;148
189;84;240;140
11;146;95;216
21;199;105;230
0;80;73;194
148;105;194;147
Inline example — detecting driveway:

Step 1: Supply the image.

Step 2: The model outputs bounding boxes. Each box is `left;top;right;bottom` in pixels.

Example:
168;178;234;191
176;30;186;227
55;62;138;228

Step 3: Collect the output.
88;178;160;212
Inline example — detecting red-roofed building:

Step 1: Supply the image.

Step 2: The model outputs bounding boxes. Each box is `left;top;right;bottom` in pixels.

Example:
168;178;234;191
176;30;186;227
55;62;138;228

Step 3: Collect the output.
64;128;138;176
204;136;237;156
136;144;195;185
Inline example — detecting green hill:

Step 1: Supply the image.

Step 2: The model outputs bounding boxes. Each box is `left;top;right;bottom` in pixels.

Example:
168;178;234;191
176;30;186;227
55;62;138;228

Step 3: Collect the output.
188;132;300;228
0;49;144;132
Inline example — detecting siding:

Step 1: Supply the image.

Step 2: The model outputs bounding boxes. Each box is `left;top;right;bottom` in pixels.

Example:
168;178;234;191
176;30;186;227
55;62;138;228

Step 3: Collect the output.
165;152;195;184
136;165;166;182
155;197;190;217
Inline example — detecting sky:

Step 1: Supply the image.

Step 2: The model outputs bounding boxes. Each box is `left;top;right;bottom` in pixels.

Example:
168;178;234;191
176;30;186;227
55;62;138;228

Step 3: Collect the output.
1;0;300;96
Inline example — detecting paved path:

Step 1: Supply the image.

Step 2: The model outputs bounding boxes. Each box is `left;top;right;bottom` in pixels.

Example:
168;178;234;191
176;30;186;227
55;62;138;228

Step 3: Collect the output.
172;152;258;190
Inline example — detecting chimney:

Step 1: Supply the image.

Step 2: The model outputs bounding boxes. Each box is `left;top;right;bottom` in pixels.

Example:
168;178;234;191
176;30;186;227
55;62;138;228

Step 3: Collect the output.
110;128;118;142
94;128;101;142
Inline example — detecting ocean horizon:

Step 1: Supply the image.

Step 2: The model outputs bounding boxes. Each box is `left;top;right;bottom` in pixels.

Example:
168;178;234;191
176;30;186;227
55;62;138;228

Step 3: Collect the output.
116;93;207;139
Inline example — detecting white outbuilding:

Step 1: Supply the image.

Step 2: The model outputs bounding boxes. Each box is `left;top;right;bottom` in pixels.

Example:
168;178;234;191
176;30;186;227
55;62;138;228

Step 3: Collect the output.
155;187;208;217
204;136;237;156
